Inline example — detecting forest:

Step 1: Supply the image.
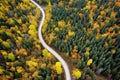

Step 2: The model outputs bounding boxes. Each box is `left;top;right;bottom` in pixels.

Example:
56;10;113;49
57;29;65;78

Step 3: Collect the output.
0;0;120;80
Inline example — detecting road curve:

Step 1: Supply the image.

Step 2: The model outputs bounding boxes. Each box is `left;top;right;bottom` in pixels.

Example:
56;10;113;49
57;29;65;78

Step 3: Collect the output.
30;0;71;80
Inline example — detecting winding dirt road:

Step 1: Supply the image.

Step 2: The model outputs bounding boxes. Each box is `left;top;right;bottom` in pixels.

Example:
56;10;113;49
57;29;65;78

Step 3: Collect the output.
30;0;71;80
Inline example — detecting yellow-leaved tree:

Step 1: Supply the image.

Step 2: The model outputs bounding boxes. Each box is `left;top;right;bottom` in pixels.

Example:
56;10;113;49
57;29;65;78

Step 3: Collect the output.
58;20;66;28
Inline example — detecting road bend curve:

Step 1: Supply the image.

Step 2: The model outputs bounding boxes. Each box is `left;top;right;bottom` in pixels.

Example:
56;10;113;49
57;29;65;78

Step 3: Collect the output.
30;0;71;80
